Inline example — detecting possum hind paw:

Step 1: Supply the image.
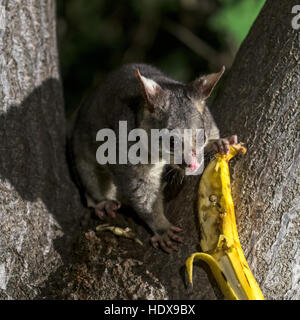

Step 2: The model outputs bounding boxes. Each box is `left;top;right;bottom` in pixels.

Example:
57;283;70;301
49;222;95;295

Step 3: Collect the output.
150;225;183;254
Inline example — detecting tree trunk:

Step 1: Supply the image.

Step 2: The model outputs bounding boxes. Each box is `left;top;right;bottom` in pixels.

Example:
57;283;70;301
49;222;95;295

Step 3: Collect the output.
211;0;299;300
0;0;83;299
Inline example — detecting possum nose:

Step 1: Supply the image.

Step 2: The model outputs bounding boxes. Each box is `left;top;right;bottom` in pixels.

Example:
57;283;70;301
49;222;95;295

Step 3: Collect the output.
187;151;199;170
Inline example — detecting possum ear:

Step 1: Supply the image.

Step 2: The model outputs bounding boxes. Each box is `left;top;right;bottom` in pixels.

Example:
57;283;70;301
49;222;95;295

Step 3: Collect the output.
189;66;225;100
135;69;167;113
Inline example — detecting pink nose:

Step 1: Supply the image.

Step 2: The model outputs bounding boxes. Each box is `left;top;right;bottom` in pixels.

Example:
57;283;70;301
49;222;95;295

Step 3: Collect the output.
187;151;199;170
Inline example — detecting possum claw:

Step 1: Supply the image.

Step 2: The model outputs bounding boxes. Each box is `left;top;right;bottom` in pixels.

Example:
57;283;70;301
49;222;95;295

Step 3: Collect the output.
213;135;238;155
95;209;105;220
104;200;121;218
86;194;121;219
150;225;183;253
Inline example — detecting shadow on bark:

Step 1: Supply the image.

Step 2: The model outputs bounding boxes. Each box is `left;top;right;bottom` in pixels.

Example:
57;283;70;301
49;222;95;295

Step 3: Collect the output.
0;79;84;266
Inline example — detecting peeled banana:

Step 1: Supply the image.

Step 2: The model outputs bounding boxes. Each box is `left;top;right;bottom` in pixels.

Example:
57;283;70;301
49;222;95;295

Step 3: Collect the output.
186;143;264;300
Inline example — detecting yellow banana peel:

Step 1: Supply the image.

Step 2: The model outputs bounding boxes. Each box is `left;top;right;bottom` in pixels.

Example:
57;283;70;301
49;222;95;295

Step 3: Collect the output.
186;143;264;300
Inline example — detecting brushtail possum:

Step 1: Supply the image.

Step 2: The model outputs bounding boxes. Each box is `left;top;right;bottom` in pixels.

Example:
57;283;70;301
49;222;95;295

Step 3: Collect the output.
68;63;237;253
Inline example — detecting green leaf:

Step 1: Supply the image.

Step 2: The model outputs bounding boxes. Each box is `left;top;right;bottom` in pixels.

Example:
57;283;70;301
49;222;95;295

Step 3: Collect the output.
209;0;266;46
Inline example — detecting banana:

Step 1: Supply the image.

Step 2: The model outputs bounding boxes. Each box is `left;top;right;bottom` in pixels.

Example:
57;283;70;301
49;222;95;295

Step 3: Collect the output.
186;143;264;300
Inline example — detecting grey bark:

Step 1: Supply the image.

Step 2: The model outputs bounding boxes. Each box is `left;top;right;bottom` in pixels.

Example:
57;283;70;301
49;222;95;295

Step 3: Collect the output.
0;0;83;299
212;0;300;299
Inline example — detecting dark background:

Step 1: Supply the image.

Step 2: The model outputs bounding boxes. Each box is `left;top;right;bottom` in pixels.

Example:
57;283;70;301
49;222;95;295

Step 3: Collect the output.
57;0;265;116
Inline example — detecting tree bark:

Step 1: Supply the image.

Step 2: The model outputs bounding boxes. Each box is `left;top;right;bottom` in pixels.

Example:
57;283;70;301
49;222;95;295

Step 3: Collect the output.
211;0;299;300
0;0;83;299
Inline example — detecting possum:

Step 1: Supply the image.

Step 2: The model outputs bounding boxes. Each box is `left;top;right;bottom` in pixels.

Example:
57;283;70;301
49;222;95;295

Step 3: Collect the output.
68;63;237;253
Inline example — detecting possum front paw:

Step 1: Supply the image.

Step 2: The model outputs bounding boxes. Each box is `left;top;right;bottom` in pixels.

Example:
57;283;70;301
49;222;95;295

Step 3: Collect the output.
93;200;121;219
86;194;121;219
213;135;238;155
150;225;183;254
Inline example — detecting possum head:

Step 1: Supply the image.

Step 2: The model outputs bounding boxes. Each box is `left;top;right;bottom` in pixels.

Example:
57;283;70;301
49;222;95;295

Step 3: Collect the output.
135;67;225;173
